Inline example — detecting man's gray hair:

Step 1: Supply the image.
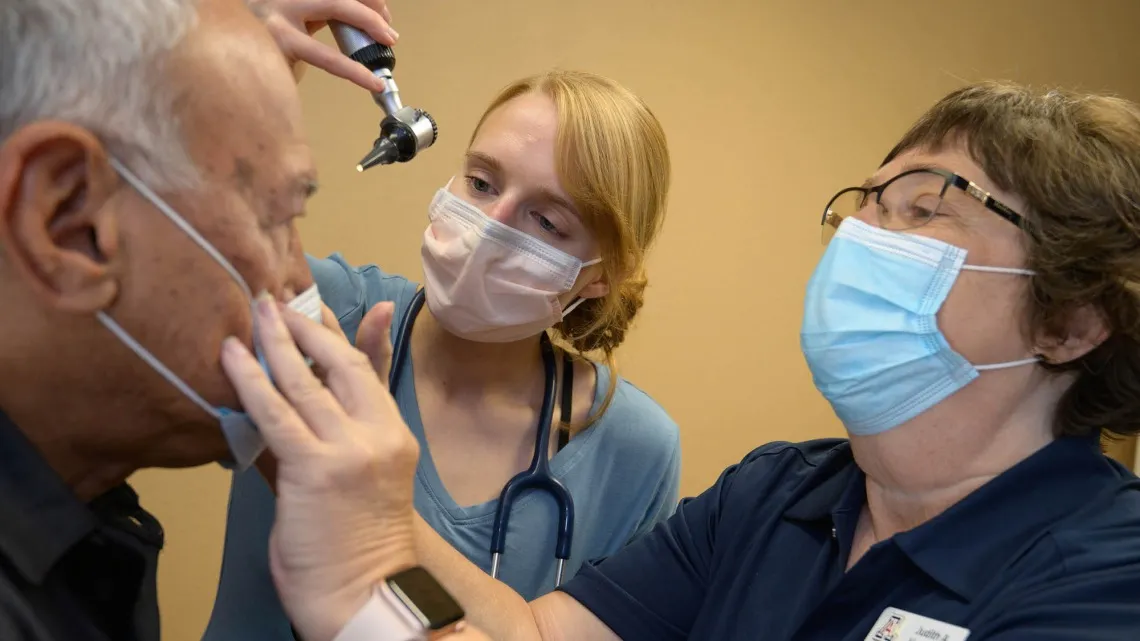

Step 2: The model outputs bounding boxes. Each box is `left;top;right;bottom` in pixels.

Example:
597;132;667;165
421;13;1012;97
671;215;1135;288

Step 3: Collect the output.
0;0;202;190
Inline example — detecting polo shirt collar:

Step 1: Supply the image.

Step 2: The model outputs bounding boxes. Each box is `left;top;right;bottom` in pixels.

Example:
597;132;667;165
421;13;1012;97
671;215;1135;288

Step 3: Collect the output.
780;434;1118;602
783;443;860;523
0;410;97;584
893;434;1114;600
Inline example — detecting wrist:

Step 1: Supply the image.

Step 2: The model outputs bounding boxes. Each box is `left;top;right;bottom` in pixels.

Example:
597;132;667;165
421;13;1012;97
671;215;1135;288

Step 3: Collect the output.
314;553;418;641
332;566;466;641
323;543;418;640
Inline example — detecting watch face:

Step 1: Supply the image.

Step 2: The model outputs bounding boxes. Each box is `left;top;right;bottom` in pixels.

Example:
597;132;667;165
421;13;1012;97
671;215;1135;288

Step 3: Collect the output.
388;567;465;630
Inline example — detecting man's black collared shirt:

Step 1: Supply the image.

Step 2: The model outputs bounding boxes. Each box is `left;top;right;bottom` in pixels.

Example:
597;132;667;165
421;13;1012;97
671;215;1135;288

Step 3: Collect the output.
0;411;165;640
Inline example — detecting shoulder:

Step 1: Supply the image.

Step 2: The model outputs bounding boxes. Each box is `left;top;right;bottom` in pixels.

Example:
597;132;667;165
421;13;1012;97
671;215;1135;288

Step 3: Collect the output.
306;253;419;341
975;475;1140;638
1045;466;1140;582
1048;477;1140;592
591;367;680;462
696;438;851;523
728;438;850;482
981;551;1140;638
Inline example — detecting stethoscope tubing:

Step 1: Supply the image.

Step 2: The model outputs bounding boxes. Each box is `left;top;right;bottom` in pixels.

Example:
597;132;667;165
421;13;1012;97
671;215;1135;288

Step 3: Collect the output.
388;289;576;588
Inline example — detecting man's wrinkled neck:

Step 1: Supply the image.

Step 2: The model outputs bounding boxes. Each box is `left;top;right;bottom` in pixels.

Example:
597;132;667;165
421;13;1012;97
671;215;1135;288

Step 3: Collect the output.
44;451;135;504
0;377;148;502
5;409;137;502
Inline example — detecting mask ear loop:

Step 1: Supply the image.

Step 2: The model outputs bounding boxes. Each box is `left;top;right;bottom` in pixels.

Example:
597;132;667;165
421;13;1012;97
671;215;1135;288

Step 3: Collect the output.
108;158;253;298
96;311;222;420
560;257;603;319
974;356;1042;371
561;297;588;319
961;264;1040;371
99;157;259;420
961;265;1037;277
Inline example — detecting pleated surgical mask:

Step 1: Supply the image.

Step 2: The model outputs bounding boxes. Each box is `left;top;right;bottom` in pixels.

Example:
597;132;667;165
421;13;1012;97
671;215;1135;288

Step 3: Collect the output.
420;181;601;343
800;217;1039;436
101;157;322;471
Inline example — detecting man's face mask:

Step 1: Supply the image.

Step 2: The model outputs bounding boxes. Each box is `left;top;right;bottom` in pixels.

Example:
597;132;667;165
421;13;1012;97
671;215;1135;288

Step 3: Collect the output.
100;157;322;471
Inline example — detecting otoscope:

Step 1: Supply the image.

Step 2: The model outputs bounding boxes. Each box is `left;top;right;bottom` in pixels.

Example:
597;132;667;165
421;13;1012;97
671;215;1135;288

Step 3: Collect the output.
329;22;438;172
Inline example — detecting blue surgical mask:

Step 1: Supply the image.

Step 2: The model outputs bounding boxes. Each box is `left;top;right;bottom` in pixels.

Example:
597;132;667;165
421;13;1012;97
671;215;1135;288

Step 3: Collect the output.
99;158;323;471
801;217;1039;436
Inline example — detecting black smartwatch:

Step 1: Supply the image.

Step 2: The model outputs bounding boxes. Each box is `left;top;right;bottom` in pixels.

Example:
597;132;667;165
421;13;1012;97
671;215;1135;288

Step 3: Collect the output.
292;566;465;641
328;566;466;641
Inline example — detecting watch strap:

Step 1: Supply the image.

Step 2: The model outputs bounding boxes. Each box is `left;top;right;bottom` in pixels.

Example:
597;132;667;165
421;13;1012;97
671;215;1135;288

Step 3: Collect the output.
332;583;426;641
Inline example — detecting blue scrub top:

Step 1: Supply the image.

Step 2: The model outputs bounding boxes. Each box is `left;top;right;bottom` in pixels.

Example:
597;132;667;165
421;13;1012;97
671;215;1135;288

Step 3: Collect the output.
562;435;1140;640
203;254;682;641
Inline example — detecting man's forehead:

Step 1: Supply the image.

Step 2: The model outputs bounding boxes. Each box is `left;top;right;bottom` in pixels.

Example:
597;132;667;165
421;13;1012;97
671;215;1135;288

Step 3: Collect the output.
170;0;312;191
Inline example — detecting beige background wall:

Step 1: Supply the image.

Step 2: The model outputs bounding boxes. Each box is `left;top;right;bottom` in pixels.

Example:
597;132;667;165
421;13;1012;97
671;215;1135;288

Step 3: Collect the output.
131;1;1140;638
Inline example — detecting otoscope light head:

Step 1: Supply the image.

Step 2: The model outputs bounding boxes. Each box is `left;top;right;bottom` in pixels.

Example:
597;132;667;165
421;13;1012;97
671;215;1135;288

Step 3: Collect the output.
355;107;438;172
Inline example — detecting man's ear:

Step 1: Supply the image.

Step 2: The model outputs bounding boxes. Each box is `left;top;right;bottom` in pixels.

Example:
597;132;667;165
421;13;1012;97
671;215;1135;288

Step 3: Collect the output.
1036;305;1111;365
0;121;122;313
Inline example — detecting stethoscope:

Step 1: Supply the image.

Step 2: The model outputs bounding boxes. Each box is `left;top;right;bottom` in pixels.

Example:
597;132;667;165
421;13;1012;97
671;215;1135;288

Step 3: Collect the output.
389;289;577;587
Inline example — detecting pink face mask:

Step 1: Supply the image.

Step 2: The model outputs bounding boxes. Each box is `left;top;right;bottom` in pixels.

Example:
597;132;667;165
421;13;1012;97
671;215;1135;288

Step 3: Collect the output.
420;183;601;343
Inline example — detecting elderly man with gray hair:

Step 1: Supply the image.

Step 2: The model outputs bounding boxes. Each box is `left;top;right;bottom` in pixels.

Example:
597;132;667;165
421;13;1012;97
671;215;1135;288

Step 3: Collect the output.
0;1;473;640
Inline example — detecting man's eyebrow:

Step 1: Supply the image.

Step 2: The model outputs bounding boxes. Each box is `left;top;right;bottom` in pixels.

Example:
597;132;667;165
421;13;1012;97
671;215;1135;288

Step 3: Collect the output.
285;170;319;198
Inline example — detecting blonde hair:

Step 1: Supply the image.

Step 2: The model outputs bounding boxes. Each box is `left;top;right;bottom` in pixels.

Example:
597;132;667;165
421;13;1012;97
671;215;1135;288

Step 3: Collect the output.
470;70;672;430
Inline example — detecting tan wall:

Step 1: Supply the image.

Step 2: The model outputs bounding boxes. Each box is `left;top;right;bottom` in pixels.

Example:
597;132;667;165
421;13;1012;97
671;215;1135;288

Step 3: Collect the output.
129;1;1140;638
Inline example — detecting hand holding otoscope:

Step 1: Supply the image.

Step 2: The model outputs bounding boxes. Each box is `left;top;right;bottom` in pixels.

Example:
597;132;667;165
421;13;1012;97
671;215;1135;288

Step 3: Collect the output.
262;0;438;171
328;20;439;171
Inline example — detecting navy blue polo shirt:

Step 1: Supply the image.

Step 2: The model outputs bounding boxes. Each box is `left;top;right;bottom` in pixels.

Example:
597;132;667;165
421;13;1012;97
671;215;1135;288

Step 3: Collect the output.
560;436;1140;640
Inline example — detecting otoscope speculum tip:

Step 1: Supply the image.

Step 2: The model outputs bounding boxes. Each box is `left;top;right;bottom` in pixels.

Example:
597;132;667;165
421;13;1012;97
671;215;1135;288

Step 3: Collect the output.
356;137;398;172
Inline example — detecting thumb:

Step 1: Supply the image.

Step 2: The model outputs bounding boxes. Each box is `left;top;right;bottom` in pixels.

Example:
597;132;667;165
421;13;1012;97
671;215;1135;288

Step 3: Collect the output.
357;302;395;387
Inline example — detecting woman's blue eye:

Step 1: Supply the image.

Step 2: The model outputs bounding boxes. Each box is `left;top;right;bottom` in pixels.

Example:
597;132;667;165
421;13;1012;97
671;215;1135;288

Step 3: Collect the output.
468;176;492;193
535;213;561;235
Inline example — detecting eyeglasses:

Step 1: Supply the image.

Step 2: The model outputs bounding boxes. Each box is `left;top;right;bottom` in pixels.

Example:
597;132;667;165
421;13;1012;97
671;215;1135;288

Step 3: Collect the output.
820;167;1025;243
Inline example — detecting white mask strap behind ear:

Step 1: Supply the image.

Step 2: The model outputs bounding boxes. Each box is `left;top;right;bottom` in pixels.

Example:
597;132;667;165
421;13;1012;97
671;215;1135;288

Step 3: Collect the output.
561;258;603;319
961;265;1037;276
561;297;587;318
974;356;1041;371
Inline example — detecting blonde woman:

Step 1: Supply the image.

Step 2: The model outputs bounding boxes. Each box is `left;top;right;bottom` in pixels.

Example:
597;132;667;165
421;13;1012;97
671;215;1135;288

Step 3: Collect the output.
204;69;678;640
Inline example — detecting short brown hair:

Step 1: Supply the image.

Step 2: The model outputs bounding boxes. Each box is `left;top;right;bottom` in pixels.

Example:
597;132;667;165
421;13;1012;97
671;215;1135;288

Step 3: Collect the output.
885;81;1140;439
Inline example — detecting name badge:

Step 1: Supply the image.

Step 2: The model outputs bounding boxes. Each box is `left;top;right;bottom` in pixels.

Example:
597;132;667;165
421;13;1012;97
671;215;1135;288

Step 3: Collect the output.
865;607;970;641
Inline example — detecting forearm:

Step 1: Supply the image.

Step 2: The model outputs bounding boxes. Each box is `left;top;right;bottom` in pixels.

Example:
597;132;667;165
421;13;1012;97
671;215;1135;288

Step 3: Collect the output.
413;516;545;641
